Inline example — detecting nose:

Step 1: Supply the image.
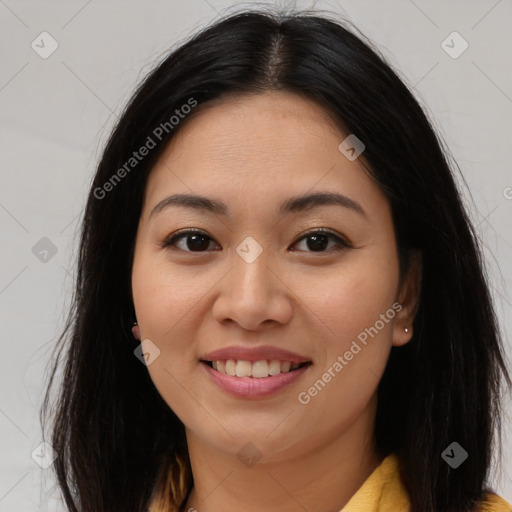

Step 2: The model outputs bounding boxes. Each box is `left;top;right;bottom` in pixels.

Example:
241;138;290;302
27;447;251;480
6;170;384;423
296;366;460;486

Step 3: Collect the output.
211;244;293;331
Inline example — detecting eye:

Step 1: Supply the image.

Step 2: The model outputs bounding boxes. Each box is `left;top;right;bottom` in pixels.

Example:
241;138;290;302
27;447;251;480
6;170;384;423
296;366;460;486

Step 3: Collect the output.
161;228;352;254
291;228;352;253
160;229;220;252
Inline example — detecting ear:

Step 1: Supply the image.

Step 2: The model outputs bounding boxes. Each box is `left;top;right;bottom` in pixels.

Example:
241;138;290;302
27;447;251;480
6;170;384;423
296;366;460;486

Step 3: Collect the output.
132;324;141;341
392;249;422;347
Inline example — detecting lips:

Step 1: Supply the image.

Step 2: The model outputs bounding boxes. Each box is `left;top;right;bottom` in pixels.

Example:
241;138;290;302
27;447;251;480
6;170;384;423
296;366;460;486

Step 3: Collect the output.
200;359;312;398
199;345;312;398
201;345;311;364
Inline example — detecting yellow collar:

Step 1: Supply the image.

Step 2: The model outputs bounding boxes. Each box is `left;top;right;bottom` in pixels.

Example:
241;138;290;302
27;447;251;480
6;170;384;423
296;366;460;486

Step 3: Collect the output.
342;453;511;512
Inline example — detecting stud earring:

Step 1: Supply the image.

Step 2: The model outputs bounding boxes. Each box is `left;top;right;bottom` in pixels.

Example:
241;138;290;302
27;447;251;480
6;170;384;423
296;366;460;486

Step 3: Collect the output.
404;327;409;333
132;322;140;339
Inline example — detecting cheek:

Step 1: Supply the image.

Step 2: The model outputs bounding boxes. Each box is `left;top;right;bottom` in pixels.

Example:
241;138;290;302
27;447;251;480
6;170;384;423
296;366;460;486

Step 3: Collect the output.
131;257;203;416
301;253;398;409
132;256;204;341
294;253;399;351
131;264;204;414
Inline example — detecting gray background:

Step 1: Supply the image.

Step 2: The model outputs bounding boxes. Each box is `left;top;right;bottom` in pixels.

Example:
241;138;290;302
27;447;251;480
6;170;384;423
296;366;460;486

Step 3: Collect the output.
1;0;511;510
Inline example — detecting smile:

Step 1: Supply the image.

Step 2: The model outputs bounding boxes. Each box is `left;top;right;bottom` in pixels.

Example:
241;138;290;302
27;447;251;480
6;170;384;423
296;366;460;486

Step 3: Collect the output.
200;359;312;399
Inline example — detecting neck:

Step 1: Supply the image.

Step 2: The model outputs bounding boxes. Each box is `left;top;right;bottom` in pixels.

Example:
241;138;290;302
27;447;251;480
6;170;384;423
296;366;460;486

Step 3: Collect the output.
183;396;383;512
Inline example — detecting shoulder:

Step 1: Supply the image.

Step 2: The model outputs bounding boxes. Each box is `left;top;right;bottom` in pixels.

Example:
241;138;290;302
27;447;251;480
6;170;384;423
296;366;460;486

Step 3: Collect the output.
474;492;511;512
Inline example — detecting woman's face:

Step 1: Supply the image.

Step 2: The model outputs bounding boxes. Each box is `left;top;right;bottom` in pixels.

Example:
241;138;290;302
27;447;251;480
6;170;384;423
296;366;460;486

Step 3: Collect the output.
131;91;419;462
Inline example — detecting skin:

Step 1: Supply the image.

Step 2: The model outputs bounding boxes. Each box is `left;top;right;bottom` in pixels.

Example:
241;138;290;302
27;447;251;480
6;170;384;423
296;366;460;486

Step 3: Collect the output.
131;90;422;512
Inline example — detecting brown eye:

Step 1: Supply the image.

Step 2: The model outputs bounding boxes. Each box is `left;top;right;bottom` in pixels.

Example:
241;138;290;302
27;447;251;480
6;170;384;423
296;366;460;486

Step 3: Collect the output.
161;229;219;252
291;229;351;253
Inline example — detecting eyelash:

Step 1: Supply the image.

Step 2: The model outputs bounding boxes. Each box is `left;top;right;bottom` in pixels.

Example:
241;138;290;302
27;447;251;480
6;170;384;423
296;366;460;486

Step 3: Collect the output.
160;228;352;254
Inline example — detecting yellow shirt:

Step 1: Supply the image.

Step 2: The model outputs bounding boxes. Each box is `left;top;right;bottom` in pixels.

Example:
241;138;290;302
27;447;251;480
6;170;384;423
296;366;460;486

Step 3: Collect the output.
343;453;511;512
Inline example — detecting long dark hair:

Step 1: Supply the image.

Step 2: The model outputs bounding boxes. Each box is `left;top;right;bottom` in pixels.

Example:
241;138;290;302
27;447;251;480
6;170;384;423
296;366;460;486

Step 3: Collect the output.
40;7;511;512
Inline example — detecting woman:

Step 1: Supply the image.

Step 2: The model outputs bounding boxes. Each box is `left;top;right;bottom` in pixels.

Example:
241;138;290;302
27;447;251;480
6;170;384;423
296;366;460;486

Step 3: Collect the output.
40;7;512;512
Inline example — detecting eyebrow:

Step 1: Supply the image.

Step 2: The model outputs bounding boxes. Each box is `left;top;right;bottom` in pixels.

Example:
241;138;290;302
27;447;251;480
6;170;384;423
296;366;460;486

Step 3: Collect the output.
149;191;367;220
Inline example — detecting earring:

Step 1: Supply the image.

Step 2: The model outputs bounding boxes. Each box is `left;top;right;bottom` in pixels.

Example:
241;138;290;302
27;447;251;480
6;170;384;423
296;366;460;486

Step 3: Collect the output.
404;327;409;333
132;321;140;339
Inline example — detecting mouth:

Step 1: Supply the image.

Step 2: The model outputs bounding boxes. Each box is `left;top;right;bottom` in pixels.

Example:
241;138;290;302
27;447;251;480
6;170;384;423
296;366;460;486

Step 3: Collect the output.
200;359;312;378
200;358;313;399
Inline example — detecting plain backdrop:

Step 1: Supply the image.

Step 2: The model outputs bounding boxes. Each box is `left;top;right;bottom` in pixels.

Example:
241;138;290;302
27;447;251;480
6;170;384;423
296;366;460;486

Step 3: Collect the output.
0;0;511;510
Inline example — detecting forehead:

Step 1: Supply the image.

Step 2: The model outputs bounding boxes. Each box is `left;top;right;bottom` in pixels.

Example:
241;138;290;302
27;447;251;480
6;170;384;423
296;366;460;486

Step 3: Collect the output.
141;91;387;222
165;91;343;162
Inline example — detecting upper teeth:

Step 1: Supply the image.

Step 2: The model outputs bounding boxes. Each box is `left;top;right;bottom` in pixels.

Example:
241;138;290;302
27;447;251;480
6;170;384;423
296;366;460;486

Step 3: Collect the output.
211;359;302;378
